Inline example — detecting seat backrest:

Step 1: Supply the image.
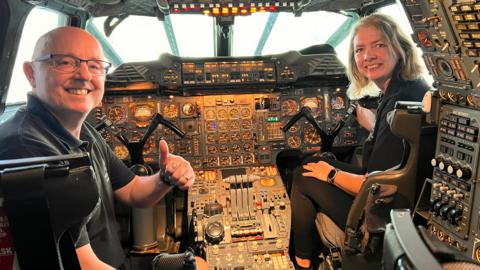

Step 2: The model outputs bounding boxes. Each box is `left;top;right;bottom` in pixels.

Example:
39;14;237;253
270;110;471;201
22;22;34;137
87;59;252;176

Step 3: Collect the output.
344;101;434;252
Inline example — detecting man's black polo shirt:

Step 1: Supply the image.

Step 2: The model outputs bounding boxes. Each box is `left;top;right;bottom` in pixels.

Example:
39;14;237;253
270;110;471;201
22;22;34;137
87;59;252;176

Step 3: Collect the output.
0;93;135;267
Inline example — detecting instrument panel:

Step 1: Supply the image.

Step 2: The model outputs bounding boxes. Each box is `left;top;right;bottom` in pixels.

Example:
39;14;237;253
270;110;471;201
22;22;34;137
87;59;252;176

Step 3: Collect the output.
92;87;365;169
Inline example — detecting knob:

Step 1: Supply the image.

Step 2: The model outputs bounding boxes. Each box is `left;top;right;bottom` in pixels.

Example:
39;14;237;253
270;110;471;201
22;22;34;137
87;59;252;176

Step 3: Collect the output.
205;221;225;244
430;197;441;212
447;163;459;175
447;207;463;225
440;204;453;220
433;199;444;215
438;159;451;171
456;166;472;180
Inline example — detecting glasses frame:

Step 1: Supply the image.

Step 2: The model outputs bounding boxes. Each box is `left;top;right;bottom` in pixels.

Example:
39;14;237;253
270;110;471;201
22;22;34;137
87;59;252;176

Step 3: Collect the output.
32;54;112;75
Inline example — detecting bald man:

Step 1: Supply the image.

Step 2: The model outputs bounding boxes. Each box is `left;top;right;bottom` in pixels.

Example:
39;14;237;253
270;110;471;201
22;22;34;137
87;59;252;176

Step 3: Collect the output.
0;27;196;269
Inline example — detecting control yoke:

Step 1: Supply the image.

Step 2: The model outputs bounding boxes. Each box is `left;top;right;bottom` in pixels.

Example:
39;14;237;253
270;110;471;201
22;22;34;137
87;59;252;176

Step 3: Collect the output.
95;113;186;168
282;103;356;152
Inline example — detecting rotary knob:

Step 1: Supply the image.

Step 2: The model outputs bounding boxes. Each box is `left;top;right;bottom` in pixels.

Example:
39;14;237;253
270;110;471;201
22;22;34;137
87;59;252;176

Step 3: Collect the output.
447;163;459;175
447;207;463;225
431;156;443;167
205;221;224;244
438;159;451;171
456;166;472;180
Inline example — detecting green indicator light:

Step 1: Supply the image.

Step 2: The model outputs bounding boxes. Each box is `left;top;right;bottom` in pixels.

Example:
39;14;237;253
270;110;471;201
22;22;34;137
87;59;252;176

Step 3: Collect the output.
267;117;279;122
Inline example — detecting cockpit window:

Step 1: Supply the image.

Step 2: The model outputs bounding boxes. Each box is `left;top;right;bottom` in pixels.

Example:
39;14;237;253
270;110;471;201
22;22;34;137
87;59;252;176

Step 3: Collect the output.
234;11;348;57
90;10;349;61
7;7;66;105
90;15;214;61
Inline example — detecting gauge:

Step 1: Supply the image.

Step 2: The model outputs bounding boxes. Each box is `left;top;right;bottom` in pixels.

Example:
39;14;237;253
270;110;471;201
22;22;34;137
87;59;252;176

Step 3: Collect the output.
207;134;216;143
205;109;216;120
244;154;255;164
207;145;217;154
232;155;242;165
301;97;323;117
182;103;195;116
284;122;300;133
217;121;228;131
162;103;178;119
242;131;252;140
241;119;252;130
134;104;154;124
219;145;229;153
114;144;129;160
217;109;228;119
206;121;217;132
281;99;299;116
207;157;218;167
177;142;192;154
240;107;251;118
304;124;321;145
243;143;254;152
218;133;229;144
230;132;240;142
107;106;126;124
230;120;240;130
416;29;433;48
331;95;346;110
229;108;239;119
220;156;230;166
287;135;302;148
231;144;241;153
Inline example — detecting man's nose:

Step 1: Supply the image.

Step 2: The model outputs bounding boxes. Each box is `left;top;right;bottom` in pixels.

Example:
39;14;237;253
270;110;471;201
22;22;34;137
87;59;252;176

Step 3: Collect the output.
75;61;93;80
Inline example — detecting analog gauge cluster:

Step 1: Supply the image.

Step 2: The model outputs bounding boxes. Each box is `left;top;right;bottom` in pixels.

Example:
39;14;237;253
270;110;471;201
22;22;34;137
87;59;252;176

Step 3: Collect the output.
281;99;299;116
303;123;321;145
301;97;323;117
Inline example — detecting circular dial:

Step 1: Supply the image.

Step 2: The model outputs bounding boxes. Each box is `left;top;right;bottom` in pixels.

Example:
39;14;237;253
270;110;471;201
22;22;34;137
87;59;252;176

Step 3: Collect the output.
301;97;322;117
241;119;252;130
217;121;228;131
230;132;240;142
114;144;129;160
162;103;178;119
416;30;433;48
304;124;321;145
182;103;195;116
229;108;239;119
230;120;240;130
232;155;242;165
243;143;254;152
240;107;251;118
331;95;346;110
242;131;252;140
219;145;229;153
231;144;241;153
281;99;299;116
205;121;216;132
205;109;216;120
220;156;230;166
207;134;216;143
244;154;254;164
134;105;154;123
107;106;126;124
218;133;228;144
207;145;217;154
217;109;228;119
287;135;302;148
285;122;300;133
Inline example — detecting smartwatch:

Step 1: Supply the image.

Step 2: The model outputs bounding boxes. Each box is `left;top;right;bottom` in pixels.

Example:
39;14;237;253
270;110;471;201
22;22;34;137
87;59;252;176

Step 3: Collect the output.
327;168;339;185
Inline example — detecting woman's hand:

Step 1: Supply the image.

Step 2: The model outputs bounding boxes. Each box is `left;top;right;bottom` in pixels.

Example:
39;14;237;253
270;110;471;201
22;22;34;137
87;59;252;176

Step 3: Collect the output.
302;161;334;182
356;104;376;132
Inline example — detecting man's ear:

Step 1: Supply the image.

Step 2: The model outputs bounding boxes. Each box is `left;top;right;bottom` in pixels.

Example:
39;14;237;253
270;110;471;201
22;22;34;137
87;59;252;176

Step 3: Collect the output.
23;62;36;88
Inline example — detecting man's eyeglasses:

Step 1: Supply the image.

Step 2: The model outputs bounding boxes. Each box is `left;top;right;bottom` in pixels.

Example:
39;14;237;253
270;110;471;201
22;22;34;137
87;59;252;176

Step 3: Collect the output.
32;54;112;75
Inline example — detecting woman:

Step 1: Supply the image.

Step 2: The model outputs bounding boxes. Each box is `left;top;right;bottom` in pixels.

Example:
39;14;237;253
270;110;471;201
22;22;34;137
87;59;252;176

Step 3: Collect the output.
291;13;429;270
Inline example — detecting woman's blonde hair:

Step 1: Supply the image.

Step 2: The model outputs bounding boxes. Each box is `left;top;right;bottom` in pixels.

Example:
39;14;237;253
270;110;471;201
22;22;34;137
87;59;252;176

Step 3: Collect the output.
347;14;424;95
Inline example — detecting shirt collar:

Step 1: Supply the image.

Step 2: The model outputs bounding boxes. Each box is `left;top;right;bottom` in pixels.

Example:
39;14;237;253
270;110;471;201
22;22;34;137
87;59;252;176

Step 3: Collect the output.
26;93;90;151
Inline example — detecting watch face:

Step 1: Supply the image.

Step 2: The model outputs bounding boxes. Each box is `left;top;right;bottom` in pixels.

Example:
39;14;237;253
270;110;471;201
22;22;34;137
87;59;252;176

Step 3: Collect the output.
327;168;336;179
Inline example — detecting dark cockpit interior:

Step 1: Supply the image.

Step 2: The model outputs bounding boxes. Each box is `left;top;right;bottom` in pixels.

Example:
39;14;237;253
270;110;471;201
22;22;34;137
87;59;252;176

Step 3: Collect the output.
2;0;480;270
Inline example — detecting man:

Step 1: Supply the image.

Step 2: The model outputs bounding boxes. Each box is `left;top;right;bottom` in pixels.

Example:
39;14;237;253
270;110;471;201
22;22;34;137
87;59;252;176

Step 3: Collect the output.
0;26;196;269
